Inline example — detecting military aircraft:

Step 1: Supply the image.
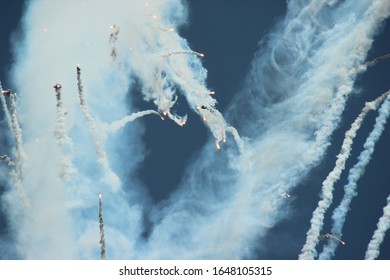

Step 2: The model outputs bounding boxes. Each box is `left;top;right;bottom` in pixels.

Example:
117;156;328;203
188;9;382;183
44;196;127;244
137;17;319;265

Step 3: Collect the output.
2;89;12;96
53;83;62;90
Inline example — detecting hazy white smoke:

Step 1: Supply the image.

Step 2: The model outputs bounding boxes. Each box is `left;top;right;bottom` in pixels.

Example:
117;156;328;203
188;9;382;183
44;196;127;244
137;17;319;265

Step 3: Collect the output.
319;93;390;259
1;0;389;260
365;194;390;259
137;0;390;259
299;90;390;260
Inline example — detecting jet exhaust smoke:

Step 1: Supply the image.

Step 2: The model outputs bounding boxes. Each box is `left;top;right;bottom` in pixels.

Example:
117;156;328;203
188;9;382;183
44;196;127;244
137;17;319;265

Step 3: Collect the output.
299;90;390;260
319;91;390;259
103;109;163;133
76;65;120;191
53;83;75;180
1;83;13;133
365;193;390;259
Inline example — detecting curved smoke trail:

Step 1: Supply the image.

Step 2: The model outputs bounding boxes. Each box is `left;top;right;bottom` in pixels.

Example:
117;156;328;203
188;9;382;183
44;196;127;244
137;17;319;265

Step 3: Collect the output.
365;194;390;259
103;110;162;134
137;0;390;259
319;92;390;260
299;90;390;260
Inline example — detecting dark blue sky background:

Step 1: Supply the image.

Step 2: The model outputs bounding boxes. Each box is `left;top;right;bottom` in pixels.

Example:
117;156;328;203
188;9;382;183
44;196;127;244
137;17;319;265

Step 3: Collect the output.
1;0;389;260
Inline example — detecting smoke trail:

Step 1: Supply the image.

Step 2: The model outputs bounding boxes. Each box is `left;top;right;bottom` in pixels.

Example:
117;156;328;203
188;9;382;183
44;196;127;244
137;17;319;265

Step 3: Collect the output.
99;194;107;260
109;24;120;61
0;154;30;210
6;92;26;174
76;65;120;191
139;0;390;259
53;83;76;180
357;53;390;73
0;155;15;166
131;11;239;150
53;84;66;144
3;0;389;260
163;50;204;58
319;92;390;260
299;90;390;260
1;84;30;211
365;194;390;259
103;109;163;133
226;126;245;154
1;84;13;132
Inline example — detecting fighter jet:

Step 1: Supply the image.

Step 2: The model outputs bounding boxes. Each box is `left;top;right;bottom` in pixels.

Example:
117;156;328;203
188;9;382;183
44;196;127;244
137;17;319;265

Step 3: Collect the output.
2;89;12;96
53;83;62;90
320;233;345;245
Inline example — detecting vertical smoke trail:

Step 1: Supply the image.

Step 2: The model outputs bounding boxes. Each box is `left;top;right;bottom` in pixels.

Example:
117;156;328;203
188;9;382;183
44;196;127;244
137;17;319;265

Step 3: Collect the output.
299;90;390;260
109;24;120;61
319;92;390;260
53;84;75;180
0;155;30;209
99;194;106;260
1;84;26;173
76;65;120;191
53;83;67;144
1;83;13;132
9;93;27;172
1;84;30;210
365;194;390;259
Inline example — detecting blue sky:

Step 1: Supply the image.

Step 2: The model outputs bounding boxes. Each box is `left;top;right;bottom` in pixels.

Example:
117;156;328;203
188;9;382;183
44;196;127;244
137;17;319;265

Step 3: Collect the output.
0;0;389;260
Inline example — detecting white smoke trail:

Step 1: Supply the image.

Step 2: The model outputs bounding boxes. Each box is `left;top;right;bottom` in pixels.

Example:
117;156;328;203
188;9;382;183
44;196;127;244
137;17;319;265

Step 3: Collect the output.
76;65;120;191
1;83;13;133
8;93;27;173
1;85;30;211
357;53;390;73
163;50;204;58
365;194;390;259
0;154;30;211
319;92;390;260
2;0;389;260
6;0;153;259
299;90;390;260
130;11;239;150
103;109;162;133
139;0;390;259
53;84;76;181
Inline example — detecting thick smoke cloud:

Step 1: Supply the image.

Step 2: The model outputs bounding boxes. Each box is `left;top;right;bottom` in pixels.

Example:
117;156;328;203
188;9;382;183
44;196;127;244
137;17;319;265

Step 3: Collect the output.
0;0;389;259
